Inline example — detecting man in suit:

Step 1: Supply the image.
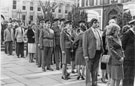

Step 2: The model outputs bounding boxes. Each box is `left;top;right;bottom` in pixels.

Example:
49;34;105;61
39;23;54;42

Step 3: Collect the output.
83;18;103;86
35;19;44;67
15;21;25;58
122;19;135;86
4;23;14;55
39;19;54;71
53;18;62;70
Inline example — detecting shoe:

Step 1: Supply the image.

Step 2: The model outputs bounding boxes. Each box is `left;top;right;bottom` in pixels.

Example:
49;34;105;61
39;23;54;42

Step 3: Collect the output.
77;76;80;80
101;78;107;83
66;73;70;77
38;65;41;68
61;76;70;80
47;67;53;71
56;67;59;70
81;76;85;80
42;68;46;72
71;71;76;74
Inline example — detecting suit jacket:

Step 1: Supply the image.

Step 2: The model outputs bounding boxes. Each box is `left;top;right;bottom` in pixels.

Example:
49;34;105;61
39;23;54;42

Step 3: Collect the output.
121;30;135;66
39;28;54;48
83;28;103;59
4;28;14;42
15;27;25;43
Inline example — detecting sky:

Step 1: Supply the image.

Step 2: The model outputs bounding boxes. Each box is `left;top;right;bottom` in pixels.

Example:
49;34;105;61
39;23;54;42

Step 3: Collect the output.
0;0;11;9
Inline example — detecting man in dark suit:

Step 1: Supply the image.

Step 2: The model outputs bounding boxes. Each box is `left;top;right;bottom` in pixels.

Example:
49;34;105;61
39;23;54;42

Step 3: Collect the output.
83;18;103;86
53;18;62;70
122;19;135;86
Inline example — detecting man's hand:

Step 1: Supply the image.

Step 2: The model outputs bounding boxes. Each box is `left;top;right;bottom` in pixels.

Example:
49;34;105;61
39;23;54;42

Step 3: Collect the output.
84;56;89;62
38;44;40;47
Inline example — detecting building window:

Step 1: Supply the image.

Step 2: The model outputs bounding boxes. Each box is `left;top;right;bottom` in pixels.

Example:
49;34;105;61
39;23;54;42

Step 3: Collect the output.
58;9;61;13
13;0;16;4
30;15;33;21
22;6;26;10
22;15;25;20
30;7;33;11
37;7;41;11
13;0;16;9
52;9;55;12
65;10;68;13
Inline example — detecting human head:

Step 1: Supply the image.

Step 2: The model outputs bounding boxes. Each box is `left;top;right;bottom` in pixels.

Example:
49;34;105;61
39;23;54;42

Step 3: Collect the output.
80;25;87;32
8;23;12;29
90;18;99;29
128;19;135;31
109;19;116;25
45;20;51;28
122;25;130;34
39;19;45;26
64;20;72;29
106;23;120;37
79;20;86;26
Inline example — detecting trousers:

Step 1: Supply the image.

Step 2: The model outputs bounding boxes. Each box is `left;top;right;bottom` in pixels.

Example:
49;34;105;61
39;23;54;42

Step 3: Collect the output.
86;50;101;86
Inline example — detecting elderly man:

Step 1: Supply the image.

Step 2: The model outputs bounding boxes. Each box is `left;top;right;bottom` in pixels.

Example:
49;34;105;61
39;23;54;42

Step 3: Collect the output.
83;18;104;86
4;23;14;55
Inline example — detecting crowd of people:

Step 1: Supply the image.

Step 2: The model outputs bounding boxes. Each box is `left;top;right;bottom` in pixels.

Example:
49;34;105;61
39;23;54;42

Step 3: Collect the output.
1;17;135;86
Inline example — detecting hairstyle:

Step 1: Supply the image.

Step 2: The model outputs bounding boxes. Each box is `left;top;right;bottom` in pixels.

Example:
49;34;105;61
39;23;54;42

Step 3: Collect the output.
109;19;116;25
90;18;98;26
106;23;120;36
80;25;87;32
122;25;130;34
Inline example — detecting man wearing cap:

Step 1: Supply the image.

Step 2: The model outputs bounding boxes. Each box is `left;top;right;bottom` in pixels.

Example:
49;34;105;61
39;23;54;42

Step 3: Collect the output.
83;18;104;86
4;23;14;55
52;18;62;70
39;19;54;71
122;19;135;86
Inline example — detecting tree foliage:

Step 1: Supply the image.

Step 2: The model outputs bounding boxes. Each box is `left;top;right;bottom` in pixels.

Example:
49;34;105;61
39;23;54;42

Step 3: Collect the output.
123;9;132;25
38;0;59;22
67;5;87;28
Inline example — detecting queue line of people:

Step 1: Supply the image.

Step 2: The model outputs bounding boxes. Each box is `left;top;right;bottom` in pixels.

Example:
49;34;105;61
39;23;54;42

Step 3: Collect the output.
2;18;135;86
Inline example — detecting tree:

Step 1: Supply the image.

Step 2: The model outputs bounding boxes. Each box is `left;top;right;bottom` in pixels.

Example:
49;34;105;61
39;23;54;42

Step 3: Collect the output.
123;9;132;25
67;5;87;28
39;0;59;22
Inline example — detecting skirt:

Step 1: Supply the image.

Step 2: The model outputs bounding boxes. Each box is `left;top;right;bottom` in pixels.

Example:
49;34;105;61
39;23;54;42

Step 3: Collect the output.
62;48;71;64
28;43;36;53
111;65;124;80
75;48;85;66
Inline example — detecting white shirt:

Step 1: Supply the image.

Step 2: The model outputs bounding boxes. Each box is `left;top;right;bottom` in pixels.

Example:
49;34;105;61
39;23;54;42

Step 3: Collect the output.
91;27;101;50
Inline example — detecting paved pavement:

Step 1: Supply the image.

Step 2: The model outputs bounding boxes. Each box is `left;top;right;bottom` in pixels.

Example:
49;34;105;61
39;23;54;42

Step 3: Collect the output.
0;51;121;86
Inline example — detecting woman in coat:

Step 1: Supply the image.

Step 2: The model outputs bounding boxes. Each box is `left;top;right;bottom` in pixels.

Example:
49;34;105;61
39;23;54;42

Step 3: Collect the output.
106;23;125;86
26;24;36;62
74;25;86;80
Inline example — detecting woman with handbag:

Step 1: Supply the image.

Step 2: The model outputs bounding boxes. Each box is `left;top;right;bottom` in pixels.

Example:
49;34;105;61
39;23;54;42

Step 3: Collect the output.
73;25;86;80
106;23;125;86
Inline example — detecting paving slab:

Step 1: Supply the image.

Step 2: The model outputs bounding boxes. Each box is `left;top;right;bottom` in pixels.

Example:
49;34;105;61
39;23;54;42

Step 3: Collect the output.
2;83;26;86
2;78;18;84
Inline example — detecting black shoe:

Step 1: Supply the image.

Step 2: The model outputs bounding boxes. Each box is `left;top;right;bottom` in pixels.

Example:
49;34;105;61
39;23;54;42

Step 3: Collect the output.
56;67;59;70
47;67;53;71
101;78;107;83
66;73;70;77
81;76;85;80
77;76;80;80
38;65;41;68
71;71;76;74
61;76;70;80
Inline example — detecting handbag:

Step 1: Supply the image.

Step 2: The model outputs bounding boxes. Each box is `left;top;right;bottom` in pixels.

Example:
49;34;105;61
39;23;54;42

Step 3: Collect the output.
101;55;111;63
